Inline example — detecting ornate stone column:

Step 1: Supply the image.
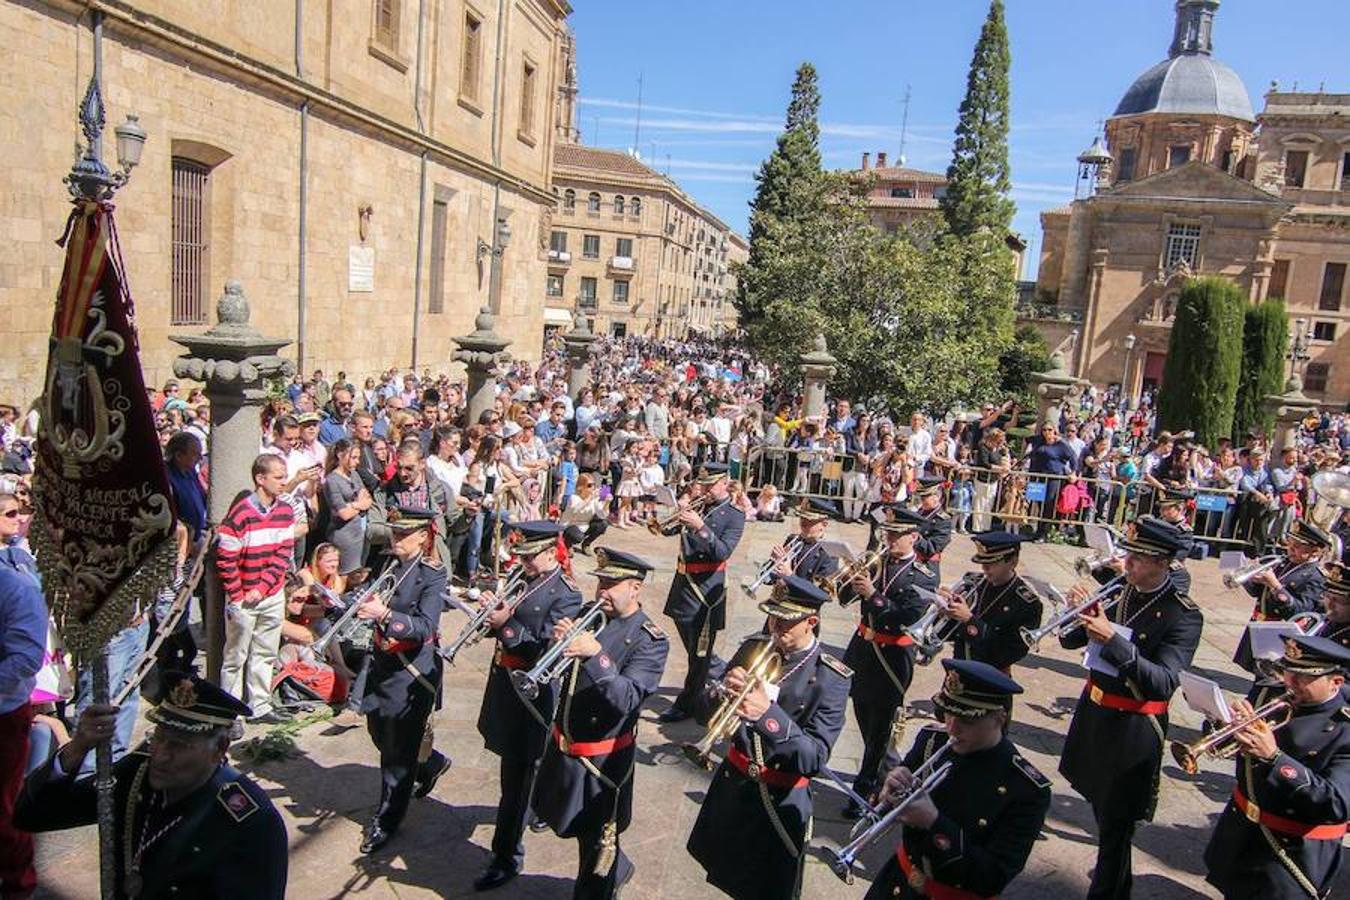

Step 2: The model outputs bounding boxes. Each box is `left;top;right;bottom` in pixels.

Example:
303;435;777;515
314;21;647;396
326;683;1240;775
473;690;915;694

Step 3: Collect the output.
453;307;512;425
799;334;837;419
1262;376;1319;453
171;281;294;682
1029;351;1089;427
561;308;597;398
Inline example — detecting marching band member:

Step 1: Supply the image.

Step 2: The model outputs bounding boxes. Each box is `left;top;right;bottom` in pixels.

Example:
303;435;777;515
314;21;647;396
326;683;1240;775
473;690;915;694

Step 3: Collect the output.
1244;519;1331;622
841;507;937;814
474;521;583;891
1320;562;1350;650
942;531;1043;672
1154;487;1195;594
1203;634;1348;900
356;508;446;854
686;576;850;900
659;463;745;724
864;659;1050;900
913;476;953;583
533;549;669;899
1058;516;1203;900
773;498;840;582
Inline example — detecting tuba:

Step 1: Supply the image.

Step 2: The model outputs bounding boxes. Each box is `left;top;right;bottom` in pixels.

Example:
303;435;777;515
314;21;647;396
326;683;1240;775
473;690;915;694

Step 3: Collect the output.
682;637;783;770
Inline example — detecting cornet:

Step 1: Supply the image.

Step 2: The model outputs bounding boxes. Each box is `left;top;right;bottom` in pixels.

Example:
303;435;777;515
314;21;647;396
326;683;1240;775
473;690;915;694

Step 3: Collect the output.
1222;555;1282;590
1019;575;1127;649
741;535;804;599
439;564;529;664
682;639;783;770
1075;550;1125;578
1170;692;1293;775
825;745;953;884
907;573;980;666
510;603;608;700
819;550;884;603
310;554;420;657
647;494;711;535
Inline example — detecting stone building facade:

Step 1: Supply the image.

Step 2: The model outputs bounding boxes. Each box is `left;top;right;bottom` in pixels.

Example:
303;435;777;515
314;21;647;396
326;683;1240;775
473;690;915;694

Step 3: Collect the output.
0;0;572;404
546;143;743;340
1035;0;1348;407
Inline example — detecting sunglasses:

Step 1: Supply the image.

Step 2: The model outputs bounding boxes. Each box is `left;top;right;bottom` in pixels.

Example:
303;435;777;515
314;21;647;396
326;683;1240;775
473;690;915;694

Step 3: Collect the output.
2;509;20;519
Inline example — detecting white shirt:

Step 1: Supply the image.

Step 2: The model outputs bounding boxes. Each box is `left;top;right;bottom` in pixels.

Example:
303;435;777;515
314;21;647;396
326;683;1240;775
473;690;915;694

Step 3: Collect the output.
907;428;933;471
427;454;467;495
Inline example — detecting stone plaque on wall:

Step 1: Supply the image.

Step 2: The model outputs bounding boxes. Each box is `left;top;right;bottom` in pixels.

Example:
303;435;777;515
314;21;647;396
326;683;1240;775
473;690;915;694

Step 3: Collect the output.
348;245;375;293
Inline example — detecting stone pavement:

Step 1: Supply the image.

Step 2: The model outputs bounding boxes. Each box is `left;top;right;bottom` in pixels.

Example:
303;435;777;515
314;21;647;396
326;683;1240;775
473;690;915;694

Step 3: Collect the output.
31;520;1350;900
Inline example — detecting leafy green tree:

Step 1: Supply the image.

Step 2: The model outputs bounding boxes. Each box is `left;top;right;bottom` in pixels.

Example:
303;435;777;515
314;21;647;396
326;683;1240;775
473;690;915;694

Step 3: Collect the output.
999;324;1052;406
1233;299;1289;440
1156;277;1246;446
736;63;824;325
941;0;1014;238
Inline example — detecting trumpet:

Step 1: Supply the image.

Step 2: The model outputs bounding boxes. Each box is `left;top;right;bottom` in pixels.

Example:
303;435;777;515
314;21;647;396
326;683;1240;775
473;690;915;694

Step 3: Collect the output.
510;603;608;700
825;745;953;884
310;554;421;657
682;638;783;770
907;574;980;665
647;494;711;535
819;550;884;603
1075;550;1125;578
439;564;529;664
1222;555;1282;590
1170;692;1294;775
741;535;804;599
1019;575;1127;649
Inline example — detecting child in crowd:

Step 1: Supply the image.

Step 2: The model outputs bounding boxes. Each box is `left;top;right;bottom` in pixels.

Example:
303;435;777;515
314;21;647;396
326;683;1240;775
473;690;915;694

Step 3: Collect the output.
755;483;783;522
729;480;756;520
637;445;666;521
952;444;974;533
556;441;578;510
613;439;642;528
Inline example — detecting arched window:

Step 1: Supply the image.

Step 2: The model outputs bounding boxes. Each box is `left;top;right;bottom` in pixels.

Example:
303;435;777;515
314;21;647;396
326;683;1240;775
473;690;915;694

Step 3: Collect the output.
613;195;625;214
631;197;641;217
587;192;601;213
563;189;575;212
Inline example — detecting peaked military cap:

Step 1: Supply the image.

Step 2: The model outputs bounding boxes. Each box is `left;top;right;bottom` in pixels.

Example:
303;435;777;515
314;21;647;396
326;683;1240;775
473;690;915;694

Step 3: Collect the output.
1322;562;1349;600
695;462;730;484
880;505;926;535
1119;516;1188;558
971;530;1029;564
1278;633;1350;677
147;670;252;733
591;547;654;582
388;505;438;535
1286;518;1332;551
932;658;1023;719
511;520;564;555
759;574;830;621
794;497;839;522
915;475;946;497
1157;486;1195;507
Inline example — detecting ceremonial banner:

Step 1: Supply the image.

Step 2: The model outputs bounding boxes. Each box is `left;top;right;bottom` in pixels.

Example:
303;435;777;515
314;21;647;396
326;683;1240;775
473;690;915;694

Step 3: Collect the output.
30;200;177;660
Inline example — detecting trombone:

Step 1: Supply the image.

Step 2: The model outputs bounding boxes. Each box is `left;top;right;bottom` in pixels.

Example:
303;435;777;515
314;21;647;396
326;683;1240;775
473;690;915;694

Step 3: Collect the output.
825;745;953;884
819;550;884;604
682;638;783;770
647;493;711;535
1222;554;1282;590
510;603;608;700
741;534;804;599
310;554;421;657
439;564;529;664
1170;692;1294;775
1019;575;1127;649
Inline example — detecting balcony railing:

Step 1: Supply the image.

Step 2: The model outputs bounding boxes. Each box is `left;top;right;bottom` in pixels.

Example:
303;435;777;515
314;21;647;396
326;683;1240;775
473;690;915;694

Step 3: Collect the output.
609;255;635;277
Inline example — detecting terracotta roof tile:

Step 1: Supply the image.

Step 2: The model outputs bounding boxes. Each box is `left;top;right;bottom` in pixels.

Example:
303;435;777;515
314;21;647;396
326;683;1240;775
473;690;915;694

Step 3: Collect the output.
866;197;941;209
1042;204;1074;216
554;144;658;178
867;166;947;184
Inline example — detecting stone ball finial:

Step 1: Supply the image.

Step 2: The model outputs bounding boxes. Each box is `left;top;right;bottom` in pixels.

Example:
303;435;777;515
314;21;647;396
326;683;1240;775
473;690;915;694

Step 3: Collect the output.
217;280;250;325
812;333;828;353
1047;350;1068;372
1284;374;1303;394
475;307;495;332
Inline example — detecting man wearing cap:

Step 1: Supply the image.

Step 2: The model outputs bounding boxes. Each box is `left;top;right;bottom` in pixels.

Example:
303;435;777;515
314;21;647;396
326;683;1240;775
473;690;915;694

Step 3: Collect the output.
15;671;287;898
1058;515;1204;900
687;575;851;900
1244;519;1330;623
865;659;1051;899
533;548;669;899
939;531;1043;672
1318;562;1350;650
474;521;583;890
658;463;745;724
840;507;938;813
1096;489;1196;595
772;498;840;583
354;507;449;854
1203;634;1349;900
913;476;953;583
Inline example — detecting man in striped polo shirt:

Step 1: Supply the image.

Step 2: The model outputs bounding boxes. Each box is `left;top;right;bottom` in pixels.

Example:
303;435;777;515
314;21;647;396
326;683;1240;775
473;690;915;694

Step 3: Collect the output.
218;454;296;724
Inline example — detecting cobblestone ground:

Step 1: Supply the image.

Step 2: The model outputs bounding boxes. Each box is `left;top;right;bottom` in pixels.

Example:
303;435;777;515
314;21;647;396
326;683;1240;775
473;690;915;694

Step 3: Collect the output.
31;520;1350;899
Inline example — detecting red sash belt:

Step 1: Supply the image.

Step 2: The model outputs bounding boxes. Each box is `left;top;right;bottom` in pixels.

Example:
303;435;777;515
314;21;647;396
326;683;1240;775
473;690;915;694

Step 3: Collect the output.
373;634;423;654
725;745;808;789
551;724;635;757
897;845;995;900
495;649;530;671
678;560;728;575
1232;787;1349;839
1086;678;1168;715
858;624;915;647
1250;609;1271;623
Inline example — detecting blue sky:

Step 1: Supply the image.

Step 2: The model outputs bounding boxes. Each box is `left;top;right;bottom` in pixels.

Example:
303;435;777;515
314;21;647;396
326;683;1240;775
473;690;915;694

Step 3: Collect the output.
567;0;1345;277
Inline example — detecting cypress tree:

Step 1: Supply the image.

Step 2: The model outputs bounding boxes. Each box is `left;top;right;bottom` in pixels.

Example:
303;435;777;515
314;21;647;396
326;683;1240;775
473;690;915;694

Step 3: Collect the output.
941;0;1014;238
1233;299;1289;440
1156;277;1246;447
737;63;824;325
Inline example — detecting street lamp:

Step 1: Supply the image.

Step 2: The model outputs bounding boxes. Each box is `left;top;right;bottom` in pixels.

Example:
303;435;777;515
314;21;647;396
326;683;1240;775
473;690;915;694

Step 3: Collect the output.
66;79;147;202
1122;333;1137;410
1288;316;1312;379
476;215;511;314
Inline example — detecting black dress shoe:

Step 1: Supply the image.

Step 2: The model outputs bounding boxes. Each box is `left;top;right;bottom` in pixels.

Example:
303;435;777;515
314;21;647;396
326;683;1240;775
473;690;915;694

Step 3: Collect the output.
360;821;393;854
249;710;292;726
473;861;519;891
656;706;692;724
528;816;550;834
413;751;452;799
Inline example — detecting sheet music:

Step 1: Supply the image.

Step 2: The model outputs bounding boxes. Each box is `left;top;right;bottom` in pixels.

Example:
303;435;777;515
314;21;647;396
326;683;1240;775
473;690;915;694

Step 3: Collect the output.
1083;623;1133;677
820;540;856;562
1180;671;1233;724
1217;550;1248;574
1245;621;1301;661
652;485;678;508
1084;524;1116;556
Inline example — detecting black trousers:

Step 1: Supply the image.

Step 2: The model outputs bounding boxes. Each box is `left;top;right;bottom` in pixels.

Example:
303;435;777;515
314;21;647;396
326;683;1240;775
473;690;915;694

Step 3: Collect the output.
573;829;633;900
673;618;719;712
1088;800;1137;900
851;697;901;799
366;694;434;832
491;754;540;868
563;517;608;550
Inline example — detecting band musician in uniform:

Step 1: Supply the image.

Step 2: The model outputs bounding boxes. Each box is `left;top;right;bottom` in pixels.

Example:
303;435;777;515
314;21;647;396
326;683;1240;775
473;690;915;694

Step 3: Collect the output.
913;476;953;583
840;507;937;815
686;575;850;900
354;507;447;855
1058;516;1203;900
533;548;669;899
939;531;1043;673
658;463;745;724
1318;562;1350;650
474;521;583;891
1244;519;1332;622
1202;634;1348;900
1154;487;1195;594
864;659;1051;900
772;498;840;583
16;671;288;898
